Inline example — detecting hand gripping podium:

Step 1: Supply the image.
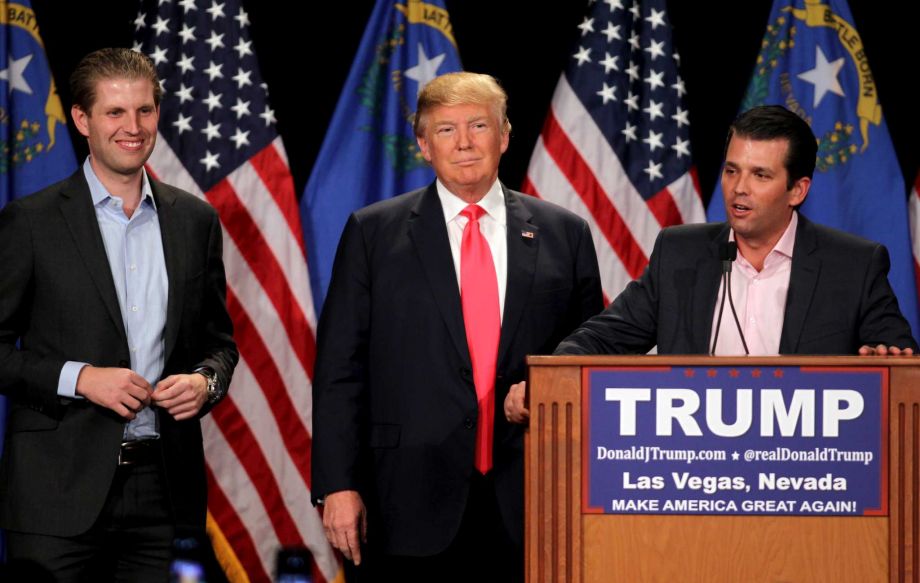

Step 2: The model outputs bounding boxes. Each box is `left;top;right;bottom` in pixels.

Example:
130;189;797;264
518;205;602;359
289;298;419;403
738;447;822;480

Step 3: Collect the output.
524;355;920;583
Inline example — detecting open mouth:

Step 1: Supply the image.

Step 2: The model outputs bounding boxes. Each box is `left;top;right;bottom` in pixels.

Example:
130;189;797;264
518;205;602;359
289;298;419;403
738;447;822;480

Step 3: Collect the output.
730;202;751;214
117;140;145;151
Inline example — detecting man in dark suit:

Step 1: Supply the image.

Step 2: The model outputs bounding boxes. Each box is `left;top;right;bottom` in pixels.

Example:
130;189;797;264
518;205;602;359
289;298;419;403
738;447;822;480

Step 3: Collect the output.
312;72;603;580
537;105;915;367
0;48;237;580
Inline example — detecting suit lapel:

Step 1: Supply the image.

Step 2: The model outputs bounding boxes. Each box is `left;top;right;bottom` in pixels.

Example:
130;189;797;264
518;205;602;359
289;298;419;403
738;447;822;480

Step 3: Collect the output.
780;214;820;353
498;187;537;368
692;226;728;353
408;185;471;365
58;173;128;345
152;181;185;362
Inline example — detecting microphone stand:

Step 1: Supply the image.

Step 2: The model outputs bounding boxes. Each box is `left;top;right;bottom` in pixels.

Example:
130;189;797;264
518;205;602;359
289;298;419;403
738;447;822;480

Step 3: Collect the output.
711;241;749;356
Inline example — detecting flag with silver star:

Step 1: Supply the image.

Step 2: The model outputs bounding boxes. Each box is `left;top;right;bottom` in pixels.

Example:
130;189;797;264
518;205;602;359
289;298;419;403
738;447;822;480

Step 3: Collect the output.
0;0;76;207
0;0;77;557
133;0;335;581
708;0;919;335
299;0;462;310
524;0;704;302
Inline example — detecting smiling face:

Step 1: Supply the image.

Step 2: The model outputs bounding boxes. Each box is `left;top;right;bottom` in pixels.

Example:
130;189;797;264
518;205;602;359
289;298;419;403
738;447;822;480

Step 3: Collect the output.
721;136;810;251
71;76;159;184
416;102;509;203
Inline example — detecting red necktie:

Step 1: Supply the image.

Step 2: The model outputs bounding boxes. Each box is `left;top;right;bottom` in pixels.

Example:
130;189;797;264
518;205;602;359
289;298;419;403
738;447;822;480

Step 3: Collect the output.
460;204;500;474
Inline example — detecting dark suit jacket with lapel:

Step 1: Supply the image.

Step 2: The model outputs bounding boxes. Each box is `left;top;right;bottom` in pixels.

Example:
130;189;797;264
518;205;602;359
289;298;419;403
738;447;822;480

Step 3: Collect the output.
312;183;603;556
556;213;917;355
0;170;237;537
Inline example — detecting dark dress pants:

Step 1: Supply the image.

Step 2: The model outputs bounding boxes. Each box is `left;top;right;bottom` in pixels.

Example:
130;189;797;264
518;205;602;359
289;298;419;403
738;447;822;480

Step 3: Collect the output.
6;450;174;583
349;471;524;583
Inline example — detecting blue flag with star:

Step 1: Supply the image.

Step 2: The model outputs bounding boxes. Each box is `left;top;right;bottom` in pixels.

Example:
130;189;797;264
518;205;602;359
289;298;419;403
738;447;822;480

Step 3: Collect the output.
0;0;76;206
300;0;461;310
0;0;77;556
707;0;919;335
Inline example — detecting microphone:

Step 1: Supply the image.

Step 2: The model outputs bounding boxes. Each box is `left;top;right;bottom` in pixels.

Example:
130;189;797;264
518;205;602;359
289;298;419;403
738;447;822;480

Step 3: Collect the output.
719;241;737;273
711;241;749;355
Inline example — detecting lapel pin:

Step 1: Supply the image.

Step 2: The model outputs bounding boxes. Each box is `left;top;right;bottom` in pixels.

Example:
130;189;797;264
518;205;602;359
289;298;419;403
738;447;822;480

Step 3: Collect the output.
521;230;535;239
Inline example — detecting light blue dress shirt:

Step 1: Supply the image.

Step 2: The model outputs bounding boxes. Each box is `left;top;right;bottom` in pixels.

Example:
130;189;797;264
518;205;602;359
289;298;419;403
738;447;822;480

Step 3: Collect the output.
57;158;169;441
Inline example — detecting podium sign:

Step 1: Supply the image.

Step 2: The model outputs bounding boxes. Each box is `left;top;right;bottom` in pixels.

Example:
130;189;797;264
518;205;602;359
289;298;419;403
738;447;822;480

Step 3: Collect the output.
584;366;888;516
524;356;920;582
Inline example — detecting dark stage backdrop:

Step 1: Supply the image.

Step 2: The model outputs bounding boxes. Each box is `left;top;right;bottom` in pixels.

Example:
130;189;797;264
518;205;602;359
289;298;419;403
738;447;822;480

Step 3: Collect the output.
30;0;920;206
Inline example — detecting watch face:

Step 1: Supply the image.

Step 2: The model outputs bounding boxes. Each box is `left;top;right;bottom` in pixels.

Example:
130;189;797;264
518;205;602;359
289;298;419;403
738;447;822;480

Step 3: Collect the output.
198;368;220;403
207;375;221;403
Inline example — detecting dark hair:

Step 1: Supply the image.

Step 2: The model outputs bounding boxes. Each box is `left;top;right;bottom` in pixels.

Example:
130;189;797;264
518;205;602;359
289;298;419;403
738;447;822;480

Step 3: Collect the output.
70;48;162;112
724;105;817;189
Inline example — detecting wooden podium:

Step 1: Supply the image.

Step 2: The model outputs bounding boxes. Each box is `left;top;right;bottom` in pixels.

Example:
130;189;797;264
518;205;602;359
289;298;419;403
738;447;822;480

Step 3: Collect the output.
524;356;920;583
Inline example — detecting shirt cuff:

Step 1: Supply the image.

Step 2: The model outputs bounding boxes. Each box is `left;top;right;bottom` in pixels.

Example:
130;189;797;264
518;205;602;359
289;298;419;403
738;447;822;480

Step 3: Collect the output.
58;361;88;399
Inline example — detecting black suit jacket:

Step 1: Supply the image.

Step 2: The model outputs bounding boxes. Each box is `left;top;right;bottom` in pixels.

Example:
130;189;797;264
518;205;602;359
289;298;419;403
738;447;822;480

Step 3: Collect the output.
556;214;917;355
311;184;603;556
0;170;237;537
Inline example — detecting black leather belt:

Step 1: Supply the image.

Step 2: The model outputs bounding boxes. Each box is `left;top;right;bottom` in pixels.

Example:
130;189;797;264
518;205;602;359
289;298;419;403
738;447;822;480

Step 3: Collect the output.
117;440;161;466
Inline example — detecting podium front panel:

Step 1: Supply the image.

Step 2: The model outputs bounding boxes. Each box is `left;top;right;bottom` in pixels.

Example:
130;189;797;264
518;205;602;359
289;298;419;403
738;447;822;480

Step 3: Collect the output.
525;356;919;583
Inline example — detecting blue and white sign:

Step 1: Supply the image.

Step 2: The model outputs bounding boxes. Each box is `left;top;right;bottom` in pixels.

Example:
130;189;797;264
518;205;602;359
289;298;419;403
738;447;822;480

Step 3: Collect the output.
584;366;887;516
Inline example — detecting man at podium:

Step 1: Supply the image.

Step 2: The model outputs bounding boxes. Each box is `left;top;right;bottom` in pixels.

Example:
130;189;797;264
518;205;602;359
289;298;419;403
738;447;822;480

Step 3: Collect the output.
506;105;916;423
558;104;917;358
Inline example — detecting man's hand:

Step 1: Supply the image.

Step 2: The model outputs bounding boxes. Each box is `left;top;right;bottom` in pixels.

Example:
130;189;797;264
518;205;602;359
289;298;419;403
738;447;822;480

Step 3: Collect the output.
323;490;367;565
76;366;152;419
858;344;915;356
151;374;208;420
504;381;530;424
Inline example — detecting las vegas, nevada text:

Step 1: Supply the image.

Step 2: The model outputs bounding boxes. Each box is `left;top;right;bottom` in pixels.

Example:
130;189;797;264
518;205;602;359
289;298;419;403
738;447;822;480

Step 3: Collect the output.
606;468;855;513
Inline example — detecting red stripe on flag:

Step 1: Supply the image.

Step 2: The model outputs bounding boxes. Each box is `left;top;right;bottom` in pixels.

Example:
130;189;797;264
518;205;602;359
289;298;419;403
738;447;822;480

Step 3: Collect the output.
520;177;539;198
689;166;703;202
206;464;271;583
912;187;920;298
914;258;920;303
540;111;648;279
249;145;308;260
205;179;316;378
144;164;160;181
226;287;313;487
210;397;306;549
646;187;682;228
522;176;611;306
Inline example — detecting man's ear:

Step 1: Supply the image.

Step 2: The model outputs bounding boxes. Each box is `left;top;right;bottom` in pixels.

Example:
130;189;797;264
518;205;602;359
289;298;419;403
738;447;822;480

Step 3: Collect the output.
71;105;90;138
788;176;811;207
417;135;432;163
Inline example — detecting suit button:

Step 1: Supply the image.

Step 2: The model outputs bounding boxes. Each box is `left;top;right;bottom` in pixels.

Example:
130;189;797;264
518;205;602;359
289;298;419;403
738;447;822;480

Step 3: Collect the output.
118;360;129;368
464;417;474;429
460;368;472;380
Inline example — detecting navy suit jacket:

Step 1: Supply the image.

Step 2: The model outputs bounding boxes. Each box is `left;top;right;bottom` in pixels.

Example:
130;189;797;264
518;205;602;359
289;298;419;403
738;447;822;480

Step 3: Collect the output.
312;183;603;556
0;170;237;536
556;214;917;355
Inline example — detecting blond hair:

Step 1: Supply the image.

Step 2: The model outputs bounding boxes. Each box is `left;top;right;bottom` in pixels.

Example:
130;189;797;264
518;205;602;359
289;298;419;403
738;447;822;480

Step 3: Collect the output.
414;72;511;136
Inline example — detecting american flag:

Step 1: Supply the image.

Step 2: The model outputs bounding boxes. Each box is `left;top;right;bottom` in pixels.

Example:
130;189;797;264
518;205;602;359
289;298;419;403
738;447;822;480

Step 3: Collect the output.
910;172;920;306
523;0;704;301
133;1;337;581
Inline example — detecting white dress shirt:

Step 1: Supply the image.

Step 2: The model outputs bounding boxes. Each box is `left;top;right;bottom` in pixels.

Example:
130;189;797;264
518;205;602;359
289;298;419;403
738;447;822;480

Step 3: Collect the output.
437;179;508;321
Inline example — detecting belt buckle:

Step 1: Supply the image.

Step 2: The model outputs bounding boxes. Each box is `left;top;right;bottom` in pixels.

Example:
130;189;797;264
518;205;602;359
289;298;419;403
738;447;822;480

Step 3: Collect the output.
118;441;137;466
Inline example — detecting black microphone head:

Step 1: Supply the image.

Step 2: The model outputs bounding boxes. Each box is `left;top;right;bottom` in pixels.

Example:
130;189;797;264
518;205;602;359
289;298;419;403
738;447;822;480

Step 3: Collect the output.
718;241;737;262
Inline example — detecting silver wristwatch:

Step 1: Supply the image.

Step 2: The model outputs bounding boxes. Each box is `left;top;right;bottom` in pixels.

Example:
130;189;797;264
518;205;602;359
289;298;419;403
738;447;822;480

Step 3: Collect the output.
195;367;221;403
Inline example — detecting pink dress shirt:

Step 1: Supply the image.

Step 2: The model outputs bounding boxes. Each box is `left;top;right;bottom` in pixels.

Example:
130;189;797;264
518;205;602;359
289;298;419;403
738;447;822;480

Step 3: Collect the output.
710;212;798;356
